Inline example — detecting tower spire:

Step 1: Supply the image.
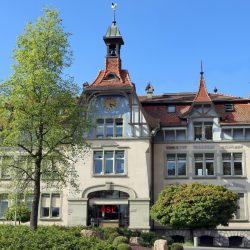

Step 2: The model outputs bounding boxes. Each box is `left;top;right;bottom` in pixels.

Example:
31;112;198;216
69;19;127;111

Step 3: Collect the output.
200;60;204;80
111;3;117;24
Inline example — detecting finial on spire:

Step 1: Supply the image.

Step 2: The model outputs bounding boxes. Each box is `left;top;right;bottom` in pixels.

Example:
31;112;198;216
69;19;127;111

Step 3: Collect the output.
111;3;117;24
200;60;204;79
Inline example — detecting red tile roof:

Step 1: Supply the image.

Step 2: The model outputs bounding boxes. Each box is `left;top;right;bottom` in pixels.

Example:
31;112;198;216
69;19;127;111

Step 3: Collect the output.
193;78;212;103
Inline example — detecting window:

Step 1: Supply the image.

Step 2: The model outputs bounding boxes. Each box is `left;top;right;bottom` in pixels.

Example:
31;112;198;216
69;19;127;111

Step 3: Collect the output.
234;193;246;220
194;153;214;176
221;127;250;140
93;151;125;175
0;194;8;218
95;118;123;138
0;156;12;179
222;153;243;176
167;106;176;113
41;193;60;218
225;104;234;112
194;122;213;141
164;129;187;141
165;154;187;177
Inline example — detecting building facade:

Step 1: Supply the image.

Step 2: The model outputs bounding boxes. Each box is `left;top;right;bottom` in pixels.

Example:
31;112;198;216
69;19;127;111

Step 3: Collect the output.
1;13;250;248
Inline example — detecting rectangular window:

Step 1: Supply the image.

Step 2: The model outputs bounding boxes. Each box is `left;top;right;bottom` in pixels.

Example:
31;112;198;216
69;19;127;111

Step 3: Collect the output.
233;129;244;140
93;150;125;175
115;119;123;137
234;193;246;220
194;153;214;176
0;156;12;179
167;106;176;113
225;104;234;112
41;193;61;218
0;194;8;218
222;153;243;176
194;122;213;141
221;128;232;140
96;119;104;138
164;129;186;141
166;154;187;177
96;118;123;138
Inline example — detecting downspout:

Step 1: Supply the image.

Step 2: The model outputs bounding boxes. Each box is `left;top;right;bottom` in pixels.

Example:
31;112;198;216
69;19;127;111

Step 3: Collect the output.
150;123;160;230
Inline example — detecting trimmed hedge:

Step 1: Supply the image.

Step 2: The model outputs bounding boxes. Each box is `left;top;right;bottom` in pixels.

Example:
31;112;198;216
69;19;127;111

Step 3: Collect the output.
0;225;113;249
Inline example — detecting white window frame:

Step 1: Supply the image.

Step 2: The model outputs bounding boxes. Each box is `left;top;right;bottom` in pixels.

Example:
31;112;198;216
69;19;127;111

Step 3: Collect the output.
163;128;187;141
40;193;61;219
93;150;126;176
232;192;248;221
167;105;176;113
221;127;250;141
222;152;243;176
193;122;213;141
193;153;215;177
165;153;187;178
95;118;123;138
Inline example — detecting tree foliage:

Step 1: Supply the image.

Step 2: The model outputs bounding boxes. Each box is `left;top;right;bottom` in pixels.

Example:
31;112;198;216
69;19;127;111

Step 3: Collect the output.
150;183;238;229
0;8;89;229
5;203;30;224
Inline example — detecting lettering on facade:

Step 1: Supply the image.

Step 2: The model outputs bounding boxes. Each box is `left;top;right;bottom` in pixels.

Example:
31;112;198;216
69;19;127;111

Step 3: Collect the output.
193;145;215;149
166;146;187;150
221;145;243;150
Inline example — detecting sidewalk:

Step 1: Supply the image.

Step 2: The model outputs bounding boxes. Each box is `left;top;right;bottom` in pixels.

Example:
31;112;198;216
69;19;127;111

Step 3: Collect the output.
184;246;245;250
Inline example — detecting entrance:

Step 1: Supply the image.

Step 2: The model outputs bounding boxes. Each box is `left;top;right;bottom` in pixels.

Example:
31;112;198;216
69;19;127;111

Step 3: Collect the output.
87;190;129;227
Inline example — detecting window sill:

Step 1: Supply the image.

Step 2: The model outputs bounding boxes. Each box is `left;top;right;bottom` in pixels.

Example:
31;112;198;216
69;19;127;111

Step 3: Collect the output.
193;176;218;179
93;174;127;177
164;176;189;179
0;178;11;181
39;217;62;221
221;176;247;179
230;219;249;223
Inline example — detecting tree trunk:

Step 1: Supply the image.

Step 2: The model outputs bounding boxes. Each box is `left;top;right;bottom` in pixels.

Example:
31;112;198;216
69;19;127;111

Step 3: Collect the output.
30;158;41;230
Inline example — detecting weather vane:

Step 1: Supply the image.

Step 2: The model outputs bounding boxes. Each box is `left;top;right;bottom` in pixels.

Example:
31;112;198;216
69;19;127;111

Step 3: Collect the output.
111;3;117;24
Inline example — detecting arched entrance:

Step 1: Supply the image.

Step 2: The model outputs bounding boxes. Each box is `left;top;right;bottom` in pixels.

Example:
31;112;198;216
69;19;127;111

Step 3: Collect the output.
82;184;137;228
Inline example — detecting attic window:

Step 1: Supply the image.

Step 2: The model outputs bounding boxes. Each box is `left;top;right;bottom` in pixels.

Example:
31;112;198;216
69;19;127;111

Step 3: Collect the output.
167;106;176;113
225;104;234;112
103;73;119;81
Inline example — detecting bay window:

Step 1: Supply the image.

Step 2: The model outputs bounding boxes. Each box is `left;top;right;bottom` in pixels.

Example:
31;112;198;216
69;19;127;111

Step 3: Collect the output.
194;122;213;141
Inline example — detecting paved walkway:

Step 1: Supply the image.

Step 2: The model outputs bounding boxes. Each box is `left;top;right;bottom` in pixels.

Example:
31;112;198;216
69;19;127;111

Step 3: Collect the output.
184;246;245;250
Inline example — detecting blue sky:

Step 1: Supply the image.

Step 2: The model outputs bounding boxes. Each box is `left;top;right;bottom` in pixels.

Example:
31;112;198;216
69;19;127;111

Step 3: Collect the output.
1;0;250;97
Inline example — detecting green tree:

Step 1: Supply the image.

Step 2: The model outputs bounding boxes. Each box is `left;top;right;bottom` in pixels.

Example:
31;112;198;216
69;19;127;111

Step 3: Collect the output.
0;9;89;229
5;203;30;224
150;183;238;239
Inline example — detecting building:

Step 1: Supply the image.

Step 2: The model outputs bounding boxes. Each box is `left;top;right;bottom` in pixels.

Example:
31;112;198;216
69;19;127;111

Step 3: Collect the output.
1;9;250;248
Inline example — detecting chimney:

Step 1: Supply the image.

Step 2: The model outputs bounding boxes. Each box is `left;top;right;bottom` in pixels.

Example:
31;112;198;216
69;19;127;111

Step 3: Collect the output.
145;82;154;98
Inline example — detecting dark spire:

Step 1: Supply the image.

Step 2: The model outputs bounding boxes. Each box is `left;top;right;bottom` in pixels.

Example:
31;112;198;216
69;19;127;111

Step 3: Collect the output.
200;60;204;80
111;3;117;24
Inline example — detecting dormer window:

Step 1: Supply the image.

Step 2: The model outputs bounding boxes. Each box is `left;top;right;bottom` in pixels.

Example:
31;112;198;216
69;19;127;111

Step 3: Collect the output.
225;104;234;112
167;106;176;113
194;122;213;141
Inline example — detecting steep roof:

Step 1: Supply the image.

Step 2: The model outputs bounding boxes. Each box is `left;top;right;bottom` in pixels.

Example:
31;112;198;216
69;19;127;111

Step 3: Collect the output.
193;73;212;103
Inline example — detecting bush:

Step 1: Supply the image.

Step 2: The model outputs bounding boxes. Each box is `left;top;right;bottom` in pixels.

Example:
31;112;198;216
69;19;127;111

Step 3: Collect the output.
171;243;184;250
98;227;118;240
4;203;30;223
0;225;112;249
117;227;140;238
113;236;129;247
117;243;132;250
108;232;120;242
139;232;173;247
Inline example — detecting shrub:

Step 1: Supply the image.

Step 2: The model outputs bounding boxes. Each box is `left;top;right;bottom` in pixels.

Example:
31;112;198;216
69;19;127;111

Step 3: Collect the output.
117;227;140;238
117;243;132;250
113;236;129;247
139;231;159;247
99;227;118;240
171;243;184;250
108;232;120;242
4;203;30;223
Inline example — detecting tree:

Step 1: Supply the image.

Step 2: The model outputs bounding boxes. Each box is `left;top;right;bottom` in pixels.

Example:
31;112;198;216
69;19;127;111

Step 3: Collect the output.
0;9;89;229
150;183;238;239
